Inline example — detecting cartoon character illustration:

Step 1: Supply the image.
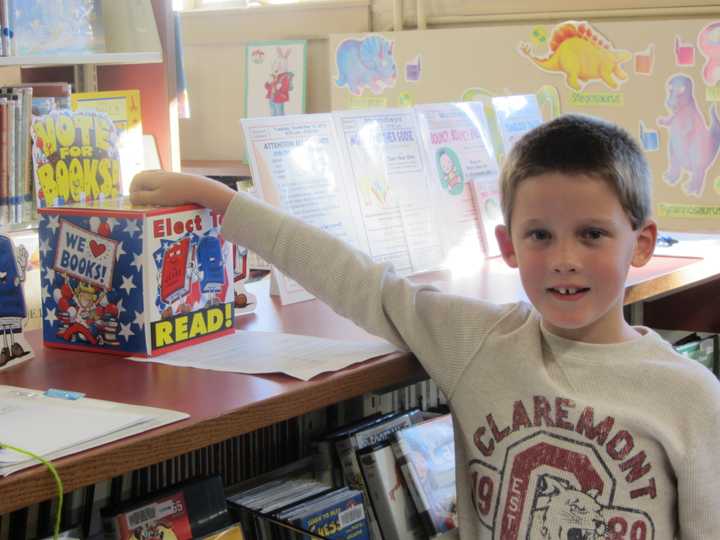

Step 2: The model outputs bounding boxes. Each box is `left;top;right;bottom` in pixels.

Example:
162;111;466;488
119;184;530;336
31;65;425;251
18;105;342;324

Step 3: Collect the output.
264;47;294;116
54;280;120;346
197;235;226;296
130;522;178;540
519;21;631;91
530;476;608;540
160;237;193;306
335;35;397;96
0;235;29;365
698;21;720;87
436;148;464;195
657;74;720;196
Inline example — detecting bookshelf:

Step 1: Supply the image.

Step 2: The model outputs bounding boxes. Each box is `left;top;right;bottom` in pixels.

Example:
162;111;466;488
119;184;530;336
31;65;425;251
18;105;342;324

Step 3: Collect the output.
0;0;180;333
0;0;180;176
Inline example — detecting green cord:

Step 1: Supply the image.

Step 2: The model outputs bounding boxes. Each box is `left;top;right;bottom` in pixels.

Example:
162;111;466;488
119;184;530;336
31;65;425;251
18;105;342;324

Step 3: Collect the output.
1;443;63;540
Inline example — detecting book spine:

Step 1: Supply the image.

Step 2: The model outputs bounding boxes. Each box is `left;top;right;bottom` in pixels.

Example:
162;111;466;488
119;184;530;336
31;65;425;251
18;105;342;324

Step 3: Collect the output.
6;95;15;223
11;92;20;223
0;0;8;57
0;97;7;225
391;439;437;536
6;0;13;57
353;410;422;451
335;437;382;540
358;444;422;540
20;86;32;223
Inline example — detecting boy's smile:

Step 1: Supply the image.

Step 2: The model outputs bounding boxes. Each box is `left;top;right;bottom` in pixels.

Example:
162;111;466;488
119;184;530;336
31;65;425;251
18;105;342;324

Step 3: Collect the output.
496;172;657;344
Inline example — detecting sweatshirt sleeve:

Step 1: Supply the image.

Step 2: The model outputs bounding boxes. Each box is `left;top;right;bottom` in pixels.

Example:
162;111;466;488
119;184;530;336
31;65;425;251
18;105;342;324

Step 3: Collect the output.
220;191;511;393
676;372;720;538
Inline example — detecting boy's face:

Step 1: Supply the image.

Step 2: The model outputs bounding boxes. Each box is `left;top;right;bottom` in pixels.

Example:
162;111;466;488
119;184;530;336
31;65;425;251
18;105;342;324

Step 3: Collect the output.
495;172;657;343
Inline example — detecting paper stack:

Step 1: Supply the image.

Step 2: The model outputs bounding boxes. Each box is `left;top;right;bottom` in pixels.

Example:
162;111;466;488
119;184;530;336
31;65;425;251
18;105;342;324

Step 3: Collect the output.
0;385;188;476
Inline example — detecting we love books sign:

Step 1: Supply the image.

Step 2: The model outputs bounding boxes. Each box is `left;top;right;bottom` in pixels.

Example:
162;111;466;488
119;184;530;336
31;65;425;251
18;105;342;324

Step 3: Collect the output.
38;199;235;357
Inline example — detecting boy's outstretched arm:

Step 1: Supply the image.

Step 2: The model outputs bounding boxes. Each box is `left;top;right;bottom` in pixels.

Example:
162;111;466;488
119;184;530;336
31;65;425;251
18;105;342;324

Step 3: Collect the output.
129;169;508;396
130;170;235;214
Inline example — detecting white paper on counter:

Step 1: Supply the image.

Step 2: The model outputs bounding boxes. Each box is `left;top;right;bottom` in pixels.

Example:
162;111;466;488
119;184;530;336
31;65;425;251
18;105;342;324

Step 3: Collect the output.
130;331;399;381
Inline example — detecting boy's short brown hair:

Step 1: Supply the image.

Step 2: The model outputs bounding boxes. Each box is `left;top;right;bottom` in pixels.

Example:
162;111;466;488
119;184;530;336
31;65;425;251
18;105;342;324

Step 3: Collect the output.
499;114;651;231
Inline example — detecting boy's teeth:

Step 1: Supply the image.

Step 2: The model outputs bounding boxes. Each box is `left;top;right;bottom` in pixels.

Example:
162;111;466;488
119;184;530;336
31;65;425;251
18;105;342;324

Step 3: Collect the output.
557;288;578;295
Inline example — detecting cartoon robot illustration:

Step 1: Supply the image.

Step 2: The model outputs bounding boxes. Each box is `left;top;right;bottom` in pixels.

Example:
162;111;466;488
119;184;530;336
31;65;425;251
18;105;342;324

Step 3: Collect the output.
54;279;120;346
158;237;198;318
0;235;30;365
198;236;225;293
264;47;294;116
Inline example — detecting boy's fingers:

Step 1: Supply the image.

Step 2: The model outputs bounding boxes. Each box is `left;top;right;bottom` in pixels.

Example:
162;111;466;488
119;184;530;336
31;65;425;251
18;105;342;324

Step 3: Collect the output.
130;170;164;192
129;189;158;206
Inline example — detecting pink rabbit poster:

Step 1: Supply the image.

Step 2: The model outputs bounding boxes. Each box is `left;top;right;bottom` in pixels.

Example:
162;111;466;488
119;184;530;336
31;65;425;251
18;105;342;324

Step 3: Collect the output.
245;40;307;119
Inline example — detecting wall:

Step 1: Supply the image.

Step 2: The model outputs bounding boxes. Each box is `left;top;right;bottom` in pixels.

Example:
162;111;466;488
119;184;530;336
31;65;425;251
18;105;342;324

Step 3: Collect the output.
178;0;370;160
178;0;720;162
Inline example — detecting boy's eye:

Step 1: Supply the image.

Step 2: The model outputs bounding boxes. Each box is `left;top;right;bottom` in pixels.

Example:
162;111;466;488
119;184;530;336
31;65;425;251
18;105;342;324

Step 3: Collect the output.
581;228;607;240
527;229;551;241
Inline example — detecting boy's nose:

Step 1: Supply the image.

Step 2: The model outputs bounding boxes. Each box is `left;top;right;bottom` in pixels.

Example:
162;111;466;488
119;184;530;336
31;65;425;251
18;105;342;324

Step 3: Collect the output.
553;261;578;273
552;242;580;273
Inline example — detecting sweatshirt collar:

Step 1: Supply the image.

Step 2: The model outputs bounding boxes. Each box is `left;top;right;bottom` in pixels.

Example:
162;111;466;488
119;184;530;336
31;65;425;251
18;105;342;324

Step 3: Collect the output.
539;322;670;364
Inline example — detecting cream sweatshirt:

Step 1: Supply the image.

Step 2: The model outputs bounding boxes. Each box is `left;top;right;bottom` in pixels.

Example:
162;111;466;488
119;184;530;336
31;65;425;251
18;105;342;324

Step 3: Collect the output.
221;191;720;539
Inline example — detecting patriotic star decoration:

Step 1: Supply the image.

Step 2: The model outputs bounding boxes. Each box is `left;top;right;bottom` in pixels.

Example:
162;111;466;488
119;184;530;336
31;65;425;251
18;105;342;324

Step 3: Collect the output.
116;298;125;316
115;241;126;261
39;238;51;259
42;285;51;303
45;307;57;326
124;219;141;236
131;252;143;271
46;215;60;234
120;274;136;295
106;217;119;232
118;322;135;341
132;310;145;329
46;267;56;285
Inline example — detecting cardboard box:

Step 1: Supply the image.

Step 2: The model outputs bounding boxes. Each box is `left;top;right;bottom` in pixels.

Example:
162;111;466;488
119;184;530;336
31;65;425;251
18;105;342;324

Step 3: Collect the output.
39;198;234;356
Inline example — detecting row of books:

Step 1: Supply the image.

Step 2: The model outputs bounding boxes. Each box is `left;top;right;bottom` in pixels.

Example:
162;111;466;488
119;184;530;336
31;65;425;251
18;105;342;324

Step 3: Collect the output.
98;410;457;540
101;475;244;540
0;81;145;228
300;409;455;540
669;332;719;376
0;85;32;225
0;82;72;226
0;83;61;226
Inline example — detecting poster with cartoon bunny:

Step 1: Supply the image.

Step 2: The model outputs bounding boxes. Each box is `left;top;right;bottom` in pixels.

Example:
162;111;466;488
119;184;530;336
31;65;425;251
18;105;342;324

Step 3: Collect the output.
244;40;307;120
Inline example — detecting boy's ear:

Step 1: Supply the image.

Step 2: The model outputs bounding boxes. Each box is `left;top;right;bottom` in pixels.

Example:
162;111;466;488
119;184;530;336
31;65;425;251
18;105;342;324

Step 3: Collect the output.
631;219;658;267
495;225;518;268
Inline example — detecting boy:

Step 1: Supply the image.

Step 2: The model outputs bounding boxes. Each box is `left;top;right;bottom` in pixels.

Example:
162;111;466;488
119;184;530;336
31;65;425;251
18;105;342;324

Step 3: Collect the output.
131;115;720;538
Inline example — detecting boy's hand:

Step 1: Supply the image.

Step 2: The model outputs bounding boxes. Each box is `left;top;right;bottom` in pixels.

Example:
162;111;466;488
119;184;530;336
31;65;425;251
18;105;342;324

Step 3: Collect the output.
130;170;235;214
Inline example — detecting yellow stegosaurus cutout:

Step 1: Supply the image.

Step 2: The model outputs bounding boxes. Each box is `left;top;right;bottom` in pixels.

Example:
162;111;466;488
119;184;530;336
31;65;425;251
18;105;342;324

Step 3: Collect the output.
519;21;631;91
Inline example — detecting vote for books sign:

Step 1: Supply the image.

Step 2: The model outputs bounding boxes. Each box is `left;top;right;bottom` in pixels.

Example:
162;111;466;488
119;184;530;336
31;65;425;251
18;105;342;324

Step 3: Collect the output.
31;109;121;208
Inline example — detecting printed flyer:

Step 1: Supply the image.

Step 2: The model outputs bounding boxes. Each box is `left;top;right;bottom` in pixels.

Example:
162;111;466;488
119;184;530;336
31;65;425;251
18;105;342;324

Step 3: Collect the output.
414;102;500;263
334;108;443;274
242;114;363;304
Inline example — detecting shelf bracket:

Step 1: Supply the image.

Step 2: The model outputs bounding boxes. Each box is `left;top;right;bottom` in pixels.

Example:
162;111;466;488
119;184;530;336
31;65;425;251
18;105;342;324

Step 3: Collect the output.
73;64;99;92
